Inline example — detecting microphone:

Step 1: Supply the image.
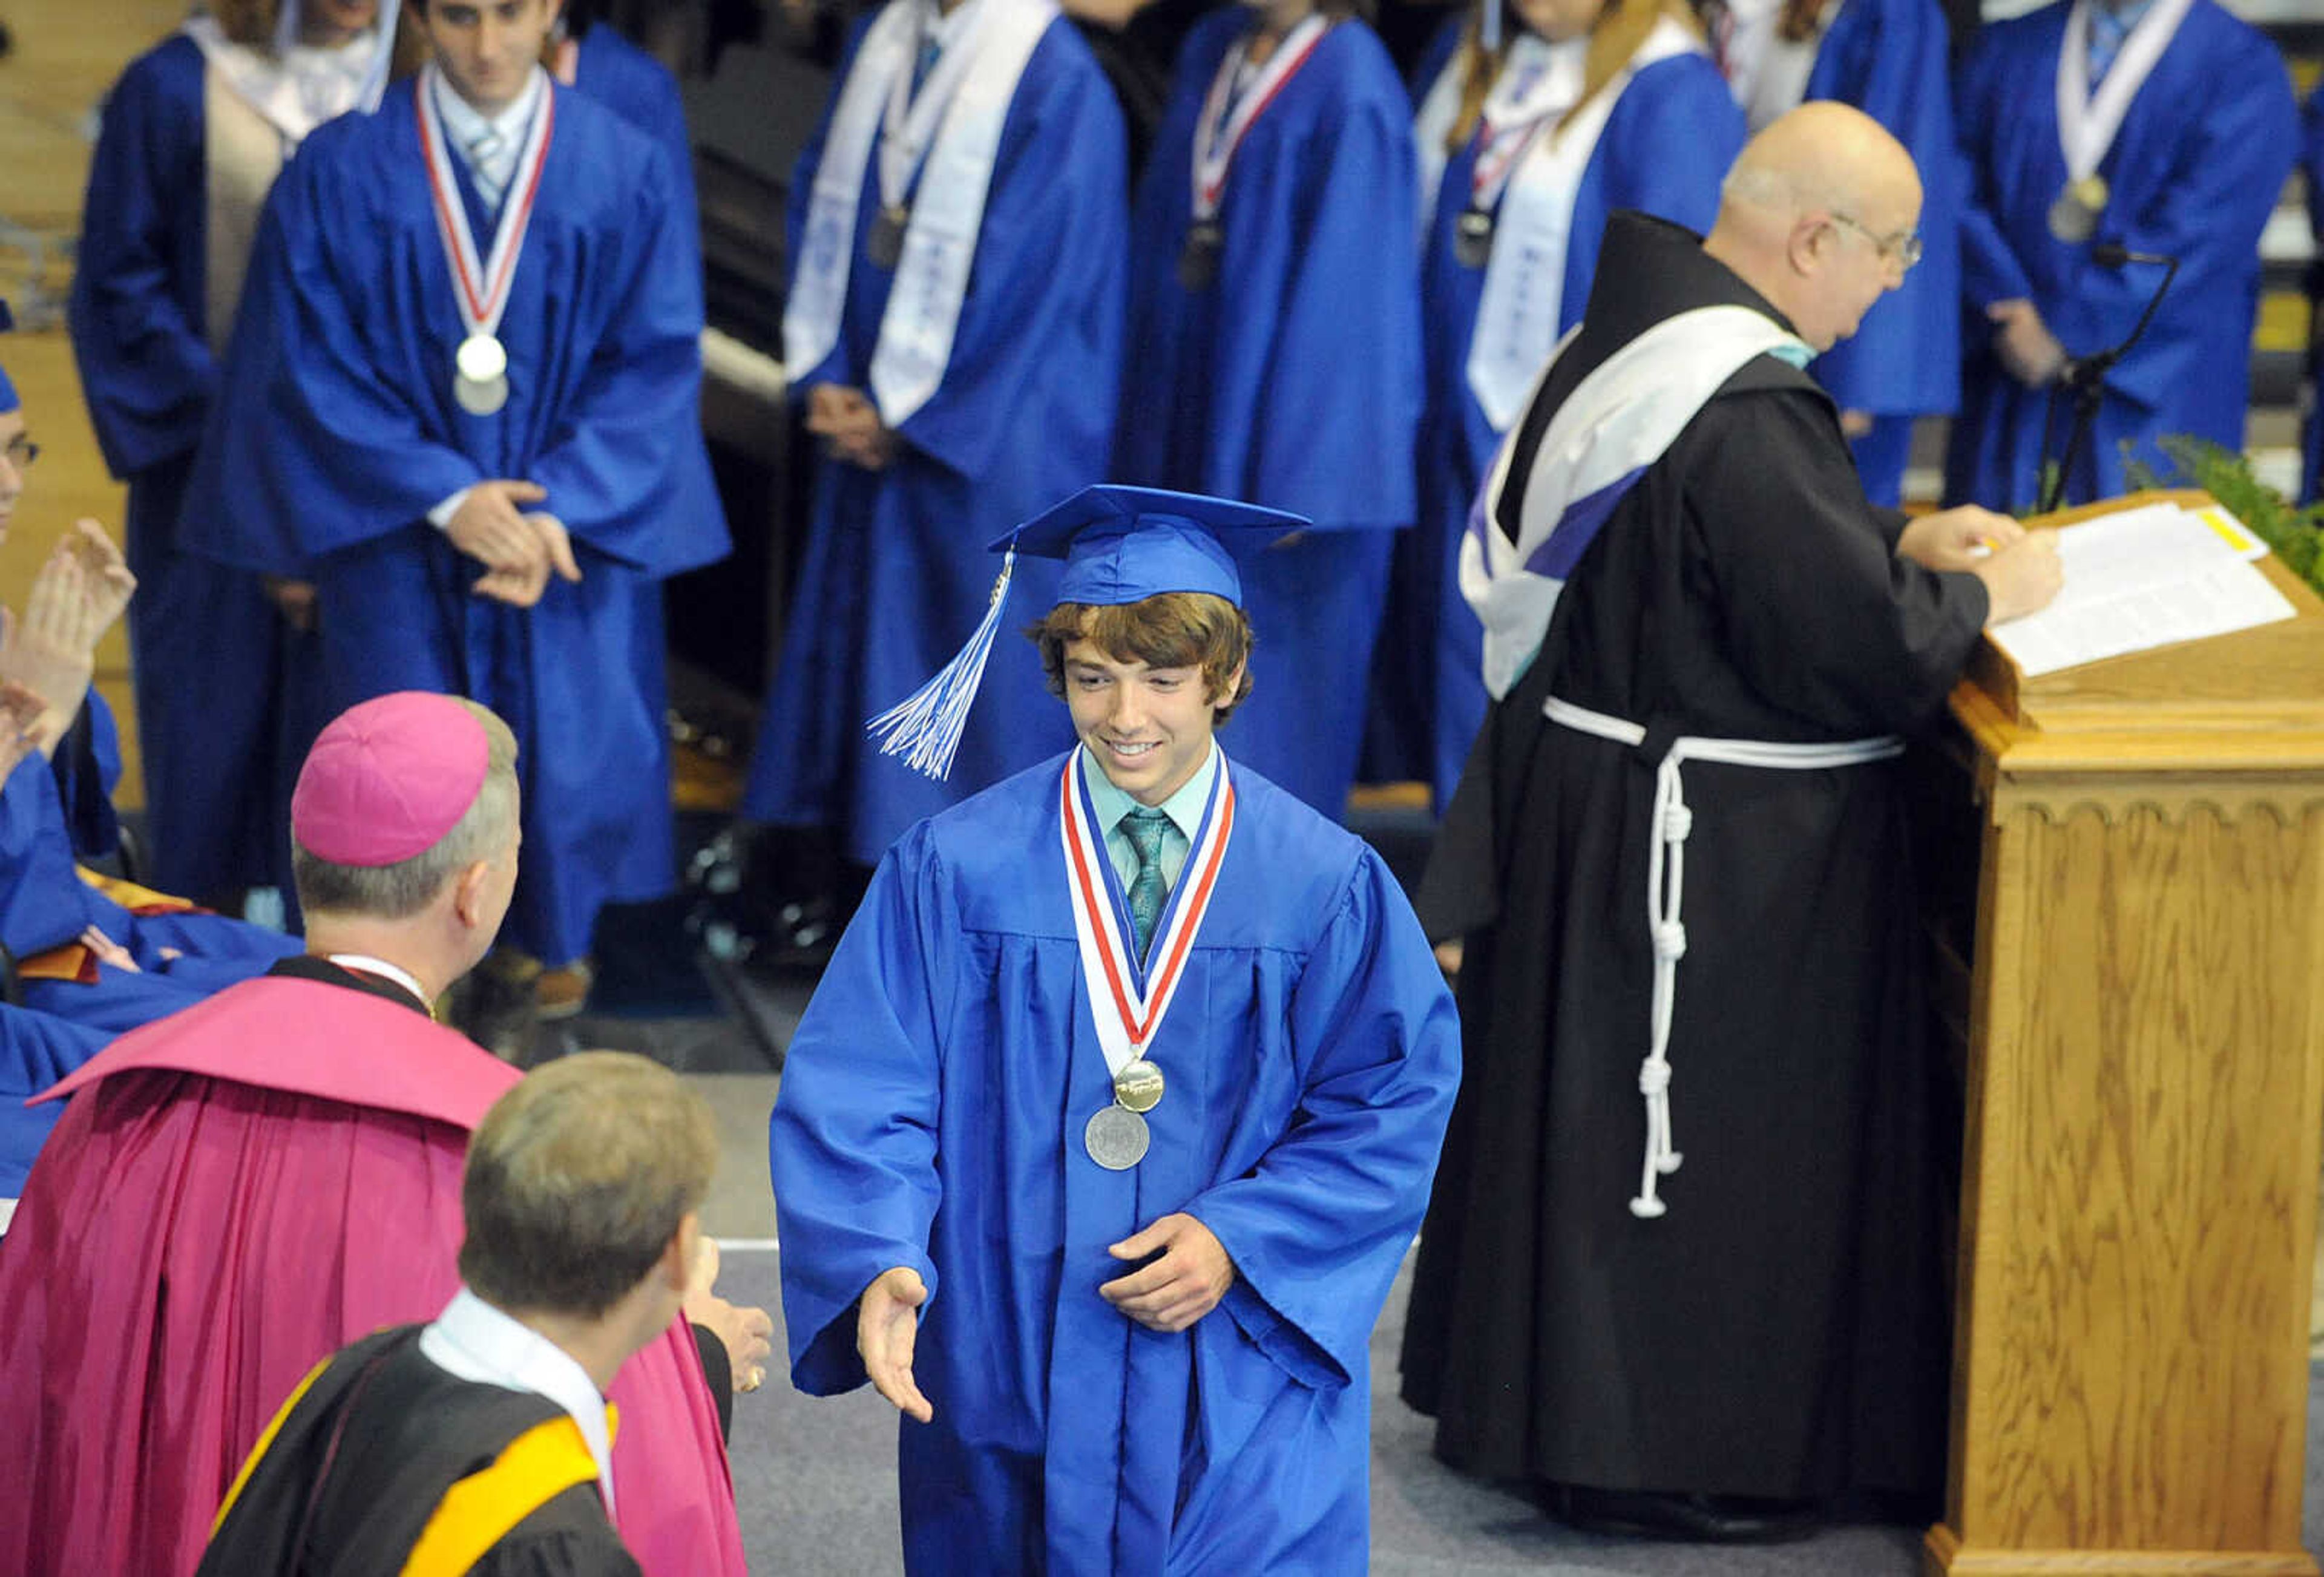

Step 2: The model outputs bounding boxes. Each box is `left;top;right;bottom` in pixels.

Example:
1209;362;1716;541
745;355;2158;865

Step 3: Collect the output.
2091;242;2175;270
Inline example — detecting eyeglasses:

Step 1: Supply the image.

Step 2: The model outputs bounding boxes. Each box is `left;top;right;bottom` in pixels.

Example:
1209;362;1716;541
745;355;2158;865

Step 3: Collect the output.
1;435;36;470
1828;212;1923;270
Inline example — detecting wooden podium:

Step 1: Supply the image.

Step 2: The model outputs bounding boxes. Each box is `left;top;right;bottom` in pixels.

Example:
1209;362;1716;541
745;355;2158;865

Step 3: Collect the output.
1923;491;2324;1576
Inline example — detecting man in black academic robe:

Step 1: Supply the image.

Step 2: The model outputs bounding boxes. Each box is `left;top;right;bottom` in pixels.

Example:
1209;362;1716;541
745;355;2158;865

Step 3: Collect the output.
200;1052;727;1577
1399;104;2062;1541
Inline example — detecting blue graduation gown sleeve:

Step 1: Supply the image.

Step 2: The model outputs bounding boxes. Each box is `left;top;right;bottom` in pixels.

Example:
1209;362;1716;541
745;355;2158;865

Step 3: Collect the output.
889;24;1128;482
1948;0;2295;504
1248;44;1422;527
767;834;950;1395
0;1005;113;1201
69;38;215;480
50;693;123;863
1802;0;1960;418
1119;15;1422;530
523;137;721;575
182;130;481;575
183;89;724;580
1187;846;1460;1389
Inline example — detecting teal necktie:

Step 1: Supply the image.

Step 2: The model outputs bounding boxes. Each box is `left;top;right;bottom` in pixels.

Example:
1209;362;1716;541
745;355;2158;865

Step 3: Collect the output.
1122;807;1172;962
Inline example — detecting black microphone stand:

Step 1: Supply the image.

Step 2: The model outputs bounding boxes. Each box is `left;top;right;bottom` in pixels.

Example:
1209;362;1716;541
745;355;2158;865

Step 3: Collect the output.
2035;244;2181;516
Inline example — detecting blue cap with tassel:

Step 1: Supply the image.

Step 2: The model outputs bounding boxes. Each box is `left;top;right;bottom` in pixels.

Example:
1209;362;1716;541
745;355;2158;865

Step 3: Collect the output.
865;485;1308;779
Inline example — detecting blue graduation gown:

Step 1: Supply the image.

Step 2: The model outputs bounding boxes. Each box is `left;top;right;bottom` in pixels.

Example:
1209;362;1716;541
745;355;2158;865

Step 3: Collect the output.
0;1007;110;1204
571;23;723;756
2301;80;2323;507
1800;0;1961;507
0;737;294;1195
743;12;1125;868
1118;13;1423;820
68;34;317;901
769;752;1459;1574
1943;0;2296;512
179;84;730;965
1374;19;1739;807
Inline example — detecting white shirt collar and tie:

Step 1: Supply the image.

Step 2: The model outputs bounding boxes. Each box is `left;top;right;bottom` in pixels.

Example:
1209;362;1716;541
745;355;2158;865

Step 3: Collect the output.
418;1287;620;1515
432;65;548;210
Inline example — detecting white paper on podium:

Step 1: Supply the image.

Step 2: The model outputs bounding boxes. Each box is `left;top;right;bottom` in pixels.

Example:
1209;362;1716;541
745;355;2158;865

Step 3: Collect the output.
1986;502;2297;678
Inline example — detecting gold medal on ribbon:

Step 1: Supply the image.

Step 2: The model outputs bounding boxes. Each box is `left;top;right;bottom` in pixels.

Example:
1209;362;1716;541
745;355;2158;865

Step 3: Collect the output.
1112;1058;1165;1114
2046;174;2109;244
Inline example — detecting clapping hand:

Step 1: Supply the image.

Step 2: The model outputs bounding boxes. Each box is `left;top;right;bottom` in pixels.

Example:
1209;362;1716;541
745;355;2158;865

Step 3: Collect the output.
0;536;120;755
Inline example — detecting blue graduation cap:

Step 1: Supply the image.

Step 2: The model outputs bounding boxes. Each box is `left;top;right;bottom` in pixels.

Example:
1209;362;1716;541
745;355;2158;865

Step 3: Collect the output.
867;484;1307;780
0;298;16;415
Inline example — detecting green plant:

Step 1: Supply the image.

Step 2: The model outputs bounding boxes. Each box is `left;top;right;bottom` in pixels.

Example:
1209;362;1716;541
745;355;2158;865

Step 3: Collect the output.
2121;434;2324;594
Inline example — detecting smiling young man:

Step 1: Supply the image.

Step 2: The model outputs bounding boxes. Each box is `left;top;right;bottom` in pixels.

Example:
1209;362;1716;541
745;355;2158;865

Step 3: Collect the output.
769;485;1460;1573
179;0;728;1031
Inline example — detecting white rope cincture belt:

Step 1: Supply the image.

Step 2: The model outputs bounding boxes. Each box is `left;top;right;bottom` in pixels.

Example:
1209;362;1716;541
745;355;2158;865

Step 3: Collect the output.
1541;695;1904;1219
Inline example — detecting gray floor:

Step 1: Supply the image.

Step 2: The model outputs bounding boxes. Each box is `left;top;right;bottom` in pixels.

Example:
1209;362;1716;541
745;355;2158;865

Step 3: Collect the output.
710;1239;2324;1575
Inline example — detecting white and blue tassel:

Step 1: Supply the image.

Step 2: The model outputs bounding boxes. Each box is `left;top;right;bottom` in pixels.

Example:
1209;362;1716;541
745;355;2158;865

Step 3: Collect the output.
864;547;1017;781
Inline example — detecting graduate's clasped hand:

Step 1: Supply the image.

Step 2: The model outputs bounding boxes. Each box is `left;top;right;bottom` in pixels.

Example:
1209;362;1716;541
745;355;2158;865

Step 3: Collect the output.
446;479;583;608
806;384;899;472
858;1213;1238;1421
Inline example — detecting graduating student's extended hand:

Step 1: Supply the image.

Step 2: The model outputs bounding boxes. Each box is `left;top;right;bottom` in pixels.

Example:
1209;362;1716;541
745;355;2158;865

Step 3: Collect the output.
1100;1213;1236;1334
858;1266;934;1421
682;1236;776;1394
1897;505;2024;572
1988;298;2067;388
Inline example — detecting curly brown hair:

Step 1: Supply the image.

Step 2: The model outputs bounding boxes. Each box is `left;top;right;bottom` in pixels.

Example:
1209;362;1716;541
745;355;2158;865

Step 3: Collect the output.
1028;594;1256;725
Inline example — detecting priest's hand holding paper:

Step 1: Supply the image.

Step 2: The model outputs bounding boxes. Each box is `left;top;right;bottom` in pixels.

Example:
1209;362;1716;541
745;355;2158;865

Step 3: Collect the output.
859;1265;936;1421
1100;1212;1236;1334
1970;532;2064;626
1898;505;2023;572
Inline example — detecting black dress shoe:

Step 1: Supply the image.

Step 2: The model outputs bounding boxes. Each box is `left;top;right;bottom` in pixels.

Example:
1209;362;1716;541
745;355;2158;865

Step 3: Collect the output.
1541;1483;1823;1544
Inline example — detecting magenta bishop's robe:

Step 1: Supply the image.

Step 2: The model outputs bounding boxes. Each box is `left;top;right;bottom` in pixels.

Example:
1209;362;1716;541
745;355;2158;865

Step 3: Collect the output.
0;970;746;1577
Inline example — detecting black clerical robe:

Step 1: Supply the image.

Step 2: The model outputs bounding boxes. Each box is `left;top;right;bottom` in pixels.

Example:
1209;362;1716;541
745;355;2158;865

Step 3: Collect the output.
199;1325;640;1577
1400;211;1988;1503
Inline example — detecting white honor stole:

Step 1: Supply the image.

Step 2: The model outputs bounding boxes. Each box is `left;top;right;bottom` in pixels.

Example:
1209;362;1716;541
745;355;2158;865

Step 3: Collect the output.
1058;750;1234;1090
2054;0;2194;191
1465;15;1700;431
180;12;395;147
1462;304;1810;699
1715;0;1837;132
782;0;1059;427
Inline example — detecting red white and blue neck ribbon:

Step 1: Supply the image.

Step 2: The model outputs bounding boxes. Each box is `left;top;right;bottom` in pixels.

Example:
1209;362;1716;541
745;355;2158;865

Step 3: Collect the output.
416;64;555;349
1189;15;1330;224
1059;748;1234;1079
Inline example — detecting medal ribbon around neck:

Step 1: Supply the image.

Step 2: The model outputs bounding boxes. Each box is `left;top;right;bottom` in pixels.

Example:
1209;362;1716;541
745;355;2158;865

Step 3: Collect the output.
416;66;556;351
1060;749;1235;1081
2052;0;2192;185
1189;14;1331;224
878;0;995;213
1467;36;1579;215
